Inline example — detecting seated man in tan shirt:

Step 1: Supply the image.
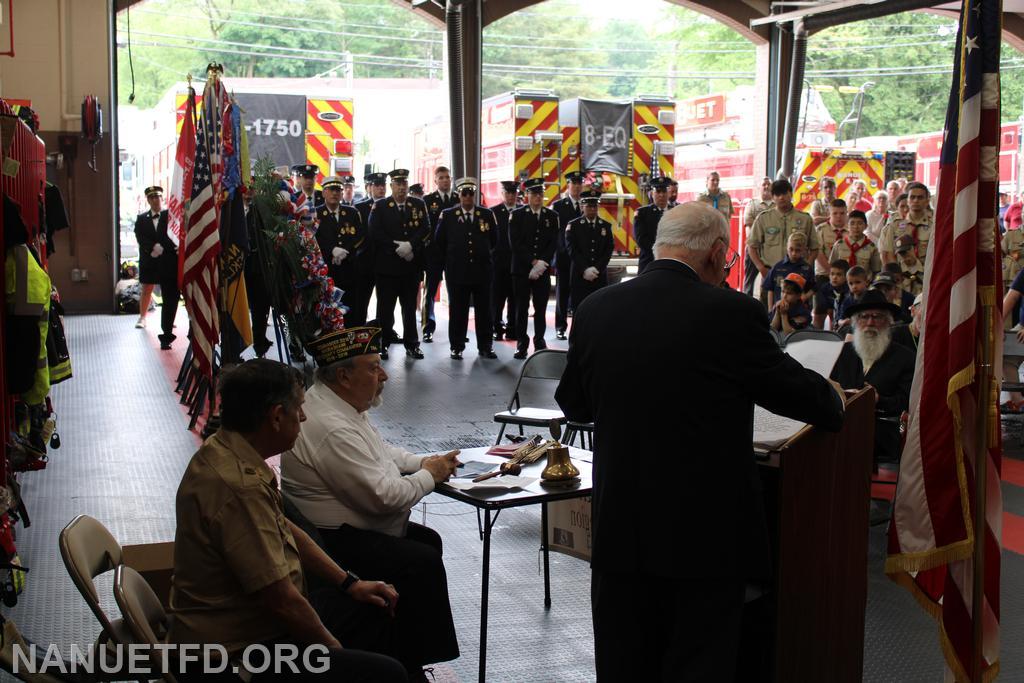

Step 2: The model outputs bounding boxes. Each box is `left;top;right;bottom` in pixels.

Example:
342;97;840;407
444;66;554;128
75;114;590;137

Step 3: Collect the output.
169;359;406;683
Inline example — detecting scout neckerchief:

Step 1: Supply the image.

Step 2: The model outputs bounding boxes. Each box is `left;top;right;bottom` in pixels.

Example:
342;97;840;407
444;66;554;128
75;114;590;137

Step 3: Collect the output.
844;235;867;259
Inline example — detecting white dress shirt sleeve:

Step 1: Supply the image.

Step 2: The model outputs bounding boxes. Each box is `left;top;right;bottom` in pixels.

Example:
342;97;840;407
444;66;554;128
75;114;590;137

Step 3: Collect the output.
317;428;435;516
388;444;428;474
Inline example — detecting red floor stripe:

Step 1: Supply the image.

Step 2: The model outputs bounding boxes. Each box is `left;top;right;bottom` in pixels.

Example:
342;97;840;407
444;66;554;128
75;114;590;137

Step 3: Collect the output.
1003;457;1024;488
1003;511;1024;555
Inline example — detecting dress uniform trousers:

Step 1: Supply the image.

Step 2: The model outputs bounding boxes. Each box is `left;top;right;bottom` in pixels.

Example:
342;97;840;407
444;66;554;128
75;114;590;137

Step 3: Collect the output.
375;273;420;349
513;275;551;350
491;267;516;339
554;251;571;333
422;263;443;335
244;257;273;356
569;272;607;310
448;278;493;352
320;523;460;670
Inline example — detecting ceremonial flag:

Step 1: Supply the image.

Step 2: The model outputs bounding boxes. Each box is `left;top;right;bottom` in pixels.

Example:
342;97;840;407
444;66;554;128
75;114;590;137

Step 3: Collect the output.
170;87;196;287
886;1;1002;680
219;101;253;353
181;79;227;380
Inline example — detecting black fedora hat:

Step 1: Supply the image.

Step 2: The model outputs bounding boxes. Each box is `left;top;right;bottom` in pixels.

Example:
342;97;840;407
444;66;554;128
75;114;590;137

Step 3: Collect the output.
844;288;903;318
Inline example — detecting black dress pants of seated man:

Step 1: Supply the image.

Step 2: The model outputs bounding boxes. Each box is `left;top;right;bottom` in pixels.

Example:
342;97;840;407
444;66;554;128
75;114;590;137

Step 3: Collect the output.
176;590;407;682
591;569;746;682
319;521;461;674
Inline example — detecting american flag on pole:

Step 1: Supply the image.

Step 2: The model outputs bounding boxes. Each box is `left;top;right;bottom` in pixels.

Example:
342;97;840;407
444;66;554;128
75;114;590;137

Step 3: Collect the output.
886;1;1002;680
181;77;228;379
169;86;196;287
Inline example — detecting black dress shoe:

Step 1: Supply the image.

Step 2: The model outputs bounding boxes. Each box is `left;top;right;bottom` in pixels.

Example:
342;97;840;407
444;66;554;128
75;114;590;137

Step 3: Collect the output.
423;332;433;343
555;330;567;340
479;349;498;359
380;348;389;360
407;347;424;359
534;340;548;351
493;330;503;341
450;350;463;360
160;341;172;350
514;348;528;359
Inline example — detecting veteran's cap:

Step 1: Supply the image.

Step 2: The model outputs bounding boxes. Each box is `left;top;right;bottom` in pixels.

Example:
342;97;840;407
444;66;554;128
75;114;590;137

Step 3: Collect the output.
307;326;384;366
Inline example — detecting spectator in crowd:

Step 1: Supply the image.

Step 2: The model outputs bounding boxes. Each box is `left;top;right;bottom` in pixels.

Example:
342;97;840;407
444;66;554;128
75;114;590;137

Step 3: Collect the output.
697;171;733;221
894;193;910;222
770;273;812;334
814;258;850;330
810;176;837;227
896;236;924;298
1003;208;1024;295
836;265;870;329
169;359;408;683
865;191;889;243
1007;193;1024;233
880;182;933;265
747;179;819;306
668;178;679;207
742;177;774;297
831;290;915;465
281;328;461;679
849;180;874;212
1000;192;1011;233
816;199;847;276
897;177;909;195
764;231;814;309
891;292;923;354
880;264;913;315
873;270;913;323
830;210;881;278
886;179;901;202
1002;272;1024;410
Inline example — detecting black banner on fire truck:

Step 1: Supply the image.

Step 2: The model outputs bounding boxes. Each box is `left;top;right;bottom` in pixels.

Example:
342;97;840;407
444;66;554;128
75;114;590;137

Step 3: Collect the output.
236;93;307;167
579;99;631;175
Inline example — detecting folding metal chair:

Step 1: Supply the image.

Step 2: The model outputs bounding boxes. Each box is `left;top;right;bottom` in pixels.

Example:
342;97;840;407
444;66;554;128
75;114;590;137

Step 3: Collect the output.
493;349;568;445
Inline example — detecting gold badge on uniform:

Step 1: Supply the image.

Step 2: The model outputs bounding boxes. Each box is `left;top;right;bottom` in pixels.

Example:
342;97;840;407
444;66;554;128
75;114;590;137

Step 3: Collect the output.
601;228;607;236
388;201;395;208
480;221;489;232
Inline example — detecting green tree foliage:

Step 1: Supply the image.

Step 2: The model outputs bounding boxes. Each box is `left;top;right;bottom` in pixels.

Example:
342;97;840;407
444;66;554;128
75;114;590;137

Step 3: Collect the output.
117;0;1024;139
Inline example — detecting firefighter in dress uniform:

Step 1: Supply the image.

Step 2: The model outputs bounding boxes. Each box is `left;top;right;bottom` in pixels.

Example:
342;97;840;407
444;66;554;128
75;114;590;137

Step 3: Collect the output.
489;180;520;341
368;169;431;359
509;178;558;359
422;167;458;343
291;164;323;223
354;172;389;335
633;177;672;274
551;171;583;339
409;183;425;200
565;189;613;314
314;176;368;326
340;175;357;206
434;177;499;360
133;186;180;350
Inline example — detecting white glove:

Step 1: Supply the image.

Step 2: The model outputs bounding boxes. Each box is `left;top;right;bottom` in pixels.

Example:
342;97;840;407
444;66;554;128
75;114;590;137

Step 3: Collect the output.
394;240;413;260
332;246;349;265
584;266;600;281
528;262;543;280
150;243;164;258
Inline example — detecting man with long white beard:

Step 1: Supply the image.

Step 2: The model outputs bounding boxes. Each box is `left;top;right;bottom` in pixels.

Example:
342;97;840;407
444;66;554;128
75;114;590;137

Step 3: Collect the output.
831;289;915;464
280;326;462;681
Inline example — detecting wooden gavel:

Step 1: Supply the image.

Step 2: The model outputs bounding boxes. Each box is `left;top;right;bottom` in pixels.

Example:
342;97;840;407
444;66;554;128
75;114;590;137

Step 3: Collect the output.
472;461;522;483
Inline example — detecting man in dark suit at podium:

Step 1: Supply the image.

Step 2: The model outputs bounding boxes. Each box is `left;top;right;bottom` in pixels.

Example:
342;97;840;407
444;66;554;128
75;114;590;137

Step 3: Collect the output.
555;201;846;682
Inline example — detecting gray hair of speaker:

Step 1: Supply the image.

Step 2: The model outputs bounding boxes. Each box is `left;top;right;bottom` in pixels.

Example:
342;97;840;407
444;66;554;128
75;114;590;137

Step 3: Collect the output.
654;201;730;255
315;356;358;385
851;310;894;326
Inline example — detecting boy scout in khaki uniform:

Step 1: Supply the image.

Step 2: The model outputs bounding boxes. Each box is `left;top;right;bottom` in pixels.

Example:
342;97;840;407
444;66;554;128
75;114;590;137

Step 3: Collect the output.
1003;227;1024;289
748;179;819;304
829;209;881;277
880;181;933;264
895;235;924;297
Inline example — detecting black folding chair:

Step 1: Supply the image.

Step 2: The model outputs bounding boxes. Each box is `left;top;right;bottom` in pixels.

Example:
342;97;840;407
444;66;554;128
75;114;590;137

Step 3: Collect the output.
493;349;568;445
784;328;843;345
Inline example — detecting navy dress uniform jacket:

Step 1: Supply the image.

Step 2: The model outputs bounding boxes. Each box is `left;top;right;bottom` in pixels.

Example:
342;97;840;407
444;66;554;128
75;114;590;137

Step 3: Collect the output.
508;206;559;276
434;205;498;285
134;209;176;285
555;260;845;580
633;204;665;273
314;204;365;290
551;196;581;270
489;203;516;274
565;216;614;279
367;196;431;277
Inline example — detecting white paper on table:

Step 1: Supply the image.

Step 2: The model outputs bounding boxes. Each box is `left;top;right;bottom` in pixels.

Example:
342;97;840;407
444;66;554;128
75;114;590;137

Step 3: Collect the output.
445;475;537;491
753;338;844;449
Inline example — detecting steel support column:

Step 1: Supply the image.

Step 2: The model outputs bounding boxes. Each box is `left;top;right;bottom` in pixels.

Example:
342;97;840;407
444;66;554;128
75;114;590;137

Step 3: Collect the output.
445;0;482;180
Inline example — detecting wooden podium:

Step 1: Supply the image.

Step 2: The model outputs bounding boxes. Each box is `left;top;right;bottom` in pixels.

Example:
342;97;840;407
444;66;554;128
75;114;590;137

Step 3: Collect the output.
748;387;876;682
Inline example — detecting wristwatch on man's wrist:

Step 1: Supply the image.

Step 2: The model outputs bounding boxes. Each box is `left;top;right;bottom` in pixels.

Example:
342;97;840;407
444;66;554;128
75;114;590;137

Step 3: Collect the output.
339;570;360;593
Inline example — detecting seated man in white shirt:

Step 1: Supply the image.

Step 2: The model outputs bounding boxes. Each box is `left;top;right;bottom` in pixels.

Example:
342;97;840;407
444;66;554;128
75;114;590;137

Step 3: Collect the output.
281;325;461;680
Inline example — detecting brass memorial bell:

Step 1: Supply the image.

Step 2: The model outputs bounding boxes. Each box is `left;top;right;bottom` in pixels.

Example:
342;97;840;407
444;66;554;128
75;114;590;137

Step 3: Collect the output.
541;420;580;486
